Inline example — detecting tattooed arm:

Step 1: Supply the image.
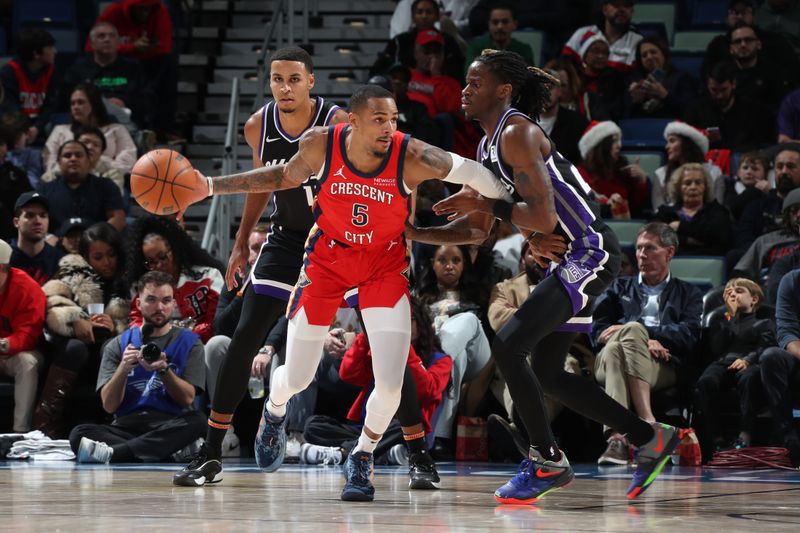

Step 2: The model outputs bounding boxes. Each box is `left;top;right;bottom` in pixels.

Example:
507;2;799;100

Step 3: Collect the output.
191;127;328;198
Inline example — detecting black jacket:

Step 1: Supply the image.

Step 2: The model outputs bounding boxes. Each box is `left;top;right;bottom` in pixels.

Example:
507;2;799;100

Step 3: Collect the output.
592;276;703;366
708;311;776;364
550;106;589;165
652;200;734;256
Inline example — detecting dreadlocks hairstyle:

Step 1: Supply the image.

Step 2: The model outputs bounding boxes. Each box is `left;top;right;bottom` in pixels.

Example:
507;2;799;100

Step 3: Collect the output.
474;49;560;121
122;215;225;294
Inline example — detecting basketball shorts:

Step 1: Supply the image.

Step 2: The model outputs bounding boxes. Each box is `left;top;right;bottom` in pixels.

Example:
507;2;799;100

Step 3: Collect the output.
287;230;410;326
249;227;307;301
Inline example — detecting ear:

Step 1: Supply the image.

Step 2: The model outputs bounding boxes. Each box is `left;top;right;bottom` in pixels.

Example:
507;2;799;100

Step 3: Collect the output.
307;72;315;91
665;246;676;262
496;82;513;102
12;216;19;229
348;111;358;129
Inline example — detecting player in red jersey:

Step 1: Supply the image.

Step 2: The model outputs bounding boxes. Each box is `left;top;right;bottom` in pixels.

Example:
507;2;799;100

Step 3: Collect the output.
178;85;510;501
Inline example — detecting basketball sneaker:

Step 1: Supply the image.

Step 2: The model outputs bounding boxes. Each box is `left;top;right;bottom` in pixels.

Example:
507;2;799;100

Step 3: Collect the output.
597;435;630;465
254;400;287;472
626;422;680;500
299;443;343;465
494;448;574;505
408;451;441;490
341;450;375;501
173;443;223;487
77;437;113;464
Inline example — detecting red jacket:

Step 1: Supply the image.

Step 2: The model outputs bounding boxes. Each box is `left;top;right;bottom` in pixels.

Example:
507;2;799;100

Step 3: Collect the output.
578;164;650;216
339;332;453;433
408;69;462;117
0;268;45;354
87;0;173;61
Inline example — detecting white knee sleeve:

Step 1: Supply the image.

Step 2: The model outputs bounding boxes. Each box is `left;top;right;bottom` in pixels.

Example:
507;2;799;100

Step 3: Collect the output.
269;308;328;407
360;296;412;435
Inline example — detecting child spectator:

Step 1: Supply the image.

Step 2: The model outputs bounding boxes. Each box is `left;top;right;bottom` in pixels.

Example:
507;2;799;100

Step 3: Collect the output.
724;151;772;219
694;278;775;459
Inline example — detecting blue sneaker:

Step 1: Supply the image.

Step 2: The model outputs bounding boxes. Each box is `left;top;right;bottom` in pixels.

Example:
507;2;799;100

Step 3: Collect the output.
341;450;375;501
494;449;574;505
627;423;680;500
254;399;287;472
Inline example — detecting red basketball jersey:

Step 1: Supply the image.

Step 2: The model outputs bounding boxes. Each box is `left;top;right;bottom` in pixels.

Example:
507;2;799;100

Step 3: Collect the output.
312;123;411;248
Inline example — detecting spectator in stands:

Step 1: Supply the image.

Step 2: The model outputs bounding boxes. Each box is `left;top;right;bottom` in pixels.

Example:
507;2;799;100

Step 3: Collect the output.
0;126;32;241
576;120;650;218
652;163;734;256
43;84;137;176
0;238;45;433
724;151;771;219
695;278;774;459
734;147;800;254
777;88;800;144
415;244;491;455
389;0;478;39
537;66;589;164
0;29;57;144
760;268;800;466
69;270;206;464
651;121;724;211
685;61;775;152
123;216;224;343
464;2;534;74
381;64;439;146
89;0;178;139
301;297;452;466
576;34;625;121
10;192;64;285
55;217;89;256
624;36;697;119
408;29;463;150
757;0;800;58
63;21;147;127
562;0;642;72
36;140;126;233
35;223;130;437
543;58;583;113
371;0;465;82
702;0;800;81
41;126;125;193
592;223;703;464
728;22;799;115
2;112;43;187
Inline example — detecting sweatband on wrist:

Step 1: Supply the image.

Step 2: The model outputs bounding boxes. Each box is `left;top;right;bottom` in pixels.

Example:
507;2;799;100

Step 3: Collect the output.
206;176;214;196
492;200;513;222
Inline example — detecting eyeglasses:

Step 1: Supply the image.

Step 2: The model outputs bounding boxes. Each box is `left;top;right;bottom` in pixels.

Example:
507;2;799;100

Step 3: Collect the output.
731;37;758;45
144;250;173;270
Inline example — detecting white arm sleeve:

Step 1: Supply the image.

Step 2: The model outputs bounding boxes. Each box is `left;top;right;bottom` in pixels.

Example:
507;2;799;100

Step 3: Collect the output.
443;152;513;201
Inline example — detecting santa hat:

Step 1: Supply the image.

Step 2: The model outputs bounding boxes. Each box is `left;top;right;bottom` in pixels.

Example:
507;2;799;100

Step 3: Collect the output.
578;31;609;59
663;121;709;154
578;120;621;159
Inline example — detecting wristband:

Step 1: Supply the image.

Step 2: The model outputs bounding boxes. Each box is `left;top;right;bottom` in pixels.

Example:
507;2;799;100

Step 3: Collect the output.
492;200;513;223
206;176;214;197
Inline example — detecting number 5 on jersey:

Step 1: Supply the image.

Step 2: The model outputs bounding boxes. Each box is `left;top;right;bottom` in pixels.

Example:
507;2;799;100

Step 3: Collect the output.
351;203;369;227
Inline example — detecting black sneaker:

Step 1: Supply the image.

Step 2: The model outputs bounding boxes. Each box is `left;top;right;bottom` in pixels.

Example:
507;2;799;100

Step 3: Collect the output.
341;450;375;501
408;451;440;490
173;444;223;487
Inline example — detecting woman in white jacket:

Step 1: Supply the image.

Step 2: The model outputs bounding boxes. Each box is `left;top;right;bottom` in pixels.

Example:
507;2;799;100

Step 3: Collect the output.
43;83;137;176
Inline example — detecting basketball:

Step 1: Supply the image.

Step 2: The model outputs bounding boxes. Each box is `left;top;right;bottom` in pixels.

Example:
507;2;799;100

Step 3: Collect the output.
130;149;198;215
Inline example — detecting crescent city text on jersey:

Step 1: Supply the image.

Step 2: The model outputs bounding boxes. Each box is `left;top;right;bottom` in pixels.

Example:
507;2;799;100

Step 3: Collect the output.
328;181;396;204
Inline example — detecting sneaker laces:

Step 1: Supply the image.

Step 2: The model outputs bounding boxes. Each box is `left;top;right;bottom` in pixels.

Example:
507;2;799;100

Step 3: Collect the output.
350;455;372;485
511;458;534;485
319;447;340;465
186;444;210;469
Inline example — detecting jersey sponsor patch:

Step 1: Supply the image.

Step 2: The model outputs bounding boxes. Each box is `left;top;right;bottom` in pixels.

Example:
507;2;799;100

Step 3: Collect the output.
559;261;591;284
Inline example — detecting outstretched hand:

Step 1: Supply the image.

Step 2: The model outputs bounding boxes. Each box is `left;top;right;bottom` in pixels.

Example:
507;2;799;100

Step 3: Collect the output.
432;185;486;220
225;238;249;291
176;170;211;221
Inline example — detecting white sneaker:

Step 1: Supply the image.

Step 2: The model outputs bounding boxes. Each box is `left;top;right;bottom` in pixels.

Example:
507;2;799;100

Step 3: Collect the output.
285;431;305;459
299;443;343;465
387;443;409;465
221;427;240;458
77;437;113;464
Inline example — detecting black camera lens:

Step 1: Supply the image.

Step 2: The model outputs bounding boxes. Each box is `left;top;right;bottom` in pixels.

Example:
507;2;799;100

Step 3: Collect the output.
140;343;161;363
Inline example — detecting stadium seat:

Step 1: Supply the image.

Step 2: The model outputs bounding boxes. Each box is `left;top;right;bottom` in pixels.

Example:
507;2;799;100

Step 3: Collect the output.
670;51;704;83
636;22;668;43
13;0;77;28
689;1;728;28
618;118;671;149
512;30;544;67
605;219;646;248
621;151;663;178
673;31;723;52
670;256;726;290
632;3;676;42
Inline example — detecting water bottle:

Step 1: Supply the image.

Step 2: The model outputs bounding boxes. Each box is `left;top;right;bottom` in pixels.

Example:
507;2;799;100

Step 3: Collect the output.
248;376;265;399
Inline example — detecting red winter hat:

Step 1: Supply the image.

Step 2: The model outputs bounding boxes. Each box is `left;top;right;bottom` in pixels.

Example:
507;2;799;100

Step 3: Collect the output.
578;120;621;159
664;121;709;154
416;29;444;46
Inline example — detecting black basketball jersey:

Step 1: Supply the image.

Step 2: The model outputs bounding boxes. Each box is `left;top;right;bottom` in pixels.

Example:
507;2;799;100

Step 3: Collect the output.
478;107;602;242
258;96;341;233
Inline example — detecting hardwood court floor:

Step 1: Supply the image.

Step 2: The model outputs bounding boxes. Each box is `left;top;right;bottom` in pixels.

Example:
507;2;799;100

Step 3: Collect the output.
1;461;799;532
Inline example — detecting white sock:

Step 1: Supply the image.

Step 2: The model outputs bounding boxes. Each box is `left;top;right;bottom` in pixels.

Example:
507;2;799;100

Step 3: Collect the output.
353;431;380;454
266;396;286;419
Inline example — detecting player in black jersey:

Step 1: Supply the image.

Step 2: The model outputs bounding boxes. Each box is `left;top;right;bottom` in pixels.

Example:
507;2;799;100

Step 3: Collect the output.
173;47;440;489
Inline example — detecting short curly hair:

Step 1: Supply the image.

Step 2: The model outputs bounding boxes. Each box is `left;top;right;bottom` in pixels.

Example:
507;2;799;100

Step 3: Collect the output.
668;162;714;206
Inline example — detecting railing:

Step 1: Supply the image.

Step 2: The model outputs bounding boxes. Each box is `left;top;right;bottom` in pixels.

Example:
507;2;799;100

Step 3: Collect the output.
201;76;239;260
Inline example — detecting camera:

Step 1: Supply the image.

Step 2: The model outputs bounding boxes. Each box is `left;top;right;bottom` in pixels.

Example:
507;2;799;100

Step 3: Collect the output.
140;342;162;363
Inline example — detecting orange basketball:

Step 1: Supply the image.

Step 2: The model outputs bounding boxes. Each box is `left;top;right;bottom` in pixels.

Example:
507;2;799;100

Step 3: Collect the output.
130;149;197;215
